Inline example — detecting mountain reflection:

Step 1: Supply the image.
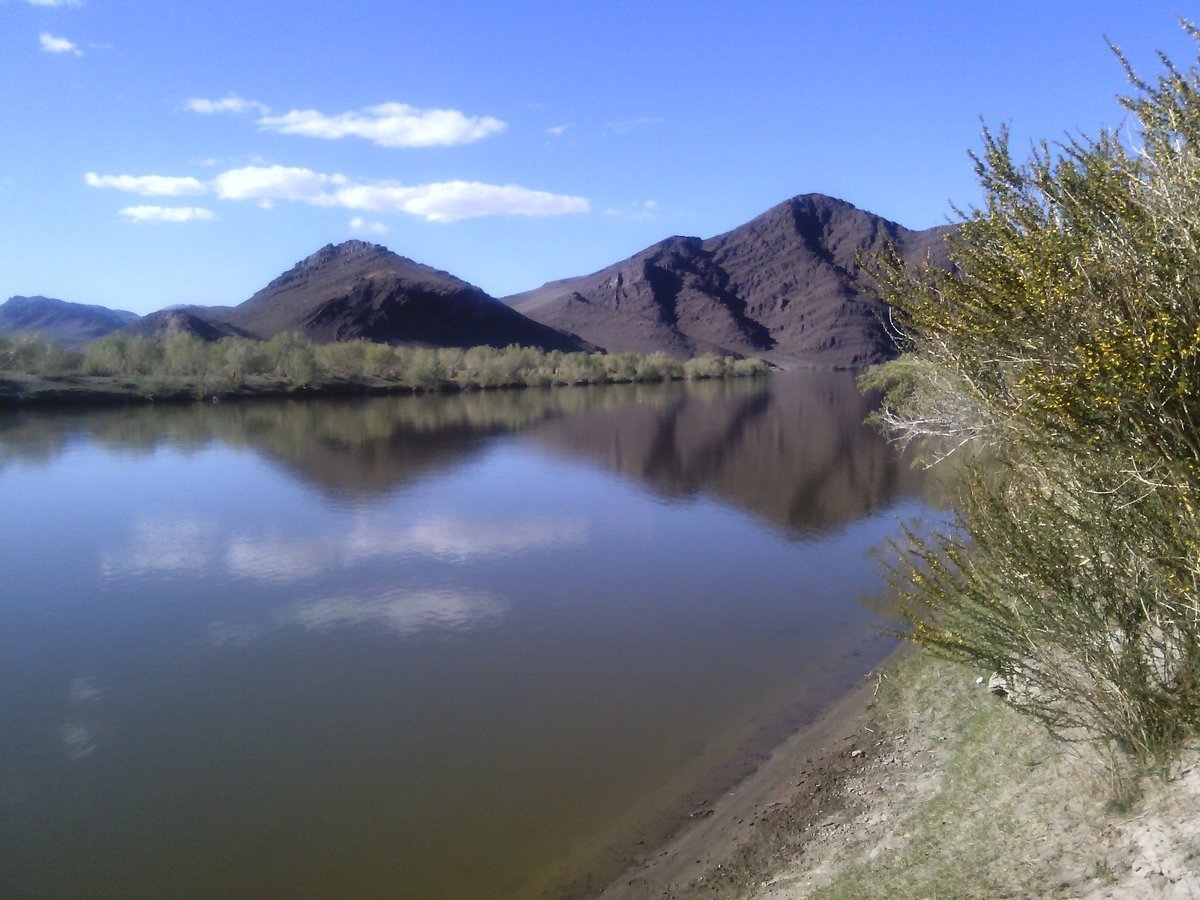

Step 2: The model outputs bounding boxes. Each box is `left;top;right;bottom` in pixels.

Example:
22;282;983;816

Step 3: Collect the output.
0;372;921;533
525;372;924;537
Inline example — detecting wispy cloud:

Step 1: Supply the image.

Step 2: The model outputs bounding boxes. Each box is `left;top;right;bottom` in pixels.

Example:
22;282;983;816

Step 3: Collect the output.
211;164;346;203
187;96;507;148
257;102;507;148
349;217;389;235
85;172;207;196
186;95;270;116
86;164;588;223
119;206;216;223
606;116;663;134
604;199;660;220
334;180;590;222
212;165;588;222
547;124;569;137
39;32;81;55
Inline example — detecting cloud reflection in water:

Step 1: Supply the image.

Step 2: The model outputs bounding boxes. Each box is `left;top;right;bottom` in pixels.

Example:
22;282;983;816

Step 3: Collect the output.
343;516;590;564
99;518;219;579
206;586;507;648
287;588;507;636
102;514;590;585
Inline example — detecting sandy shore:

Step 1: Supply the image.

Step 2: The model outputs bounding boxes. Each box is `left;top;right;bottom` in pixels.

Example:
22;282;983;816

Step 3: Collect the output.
599;662;887;898
600;649;1200;899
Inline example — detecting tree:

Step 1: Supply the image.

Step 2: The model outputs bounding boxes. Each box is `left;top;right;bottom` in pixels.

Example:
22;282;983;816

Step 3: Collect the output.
866;24;1200;758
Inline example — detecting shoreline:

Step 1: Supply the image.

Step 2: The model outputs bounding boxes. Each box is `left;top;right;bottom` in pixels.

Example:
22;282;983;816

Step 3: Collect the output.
0;369;770;408
596;644;906;899
601;648;1200;899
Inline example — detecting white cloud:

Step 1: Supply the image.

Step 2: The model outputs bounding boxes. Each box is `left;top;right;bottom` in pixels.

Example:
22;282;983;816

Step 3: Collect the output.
333;180;590;223
258;102;506;148
209;165;588;222
85;171;208;196
604;199;660;220
349;217;389;235
119;206;216;223
83;164;588;224
186;95;269;116
547;124;569;137
39;32;81;55
211;164;348;202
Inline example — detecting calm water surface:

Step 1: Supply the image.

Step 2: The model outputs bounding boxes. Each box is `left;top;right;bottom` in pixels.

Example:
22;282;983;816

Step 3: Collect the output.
0;373;932;898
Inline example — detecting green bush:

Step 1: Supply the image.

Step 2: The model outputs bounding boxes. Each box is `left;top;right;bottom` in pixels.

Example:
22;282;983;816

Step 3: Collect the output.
0;333;81;375
866;24;1200;758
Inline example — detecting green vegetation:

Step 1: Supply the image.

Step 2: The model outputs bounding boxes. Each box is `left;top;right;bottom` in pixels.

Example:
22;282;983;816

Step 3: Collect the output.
811;653;1127;899
864;25;1200;759
0;331;766;403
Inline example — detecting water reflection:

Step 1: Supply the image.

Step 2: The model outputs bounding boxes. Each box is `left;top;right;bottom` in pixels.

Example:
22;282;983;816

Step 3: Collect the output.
100;515;591;584
288;588;508;636
99;517;220;578
527;373;925;537
0;373;920;534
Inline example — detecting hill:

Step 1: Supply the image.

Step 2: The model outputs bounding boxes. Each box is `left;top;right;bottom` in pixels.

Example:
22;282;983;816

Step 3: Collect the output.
0;295;140;347
217;240;592;353
123;309;250;342
506;194;950;366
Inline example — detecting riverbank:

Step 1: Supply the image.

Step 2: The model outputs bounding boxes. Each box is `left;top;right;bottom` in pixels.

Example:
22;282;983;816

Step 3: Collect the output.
603;649;1200;898
0;366;768;407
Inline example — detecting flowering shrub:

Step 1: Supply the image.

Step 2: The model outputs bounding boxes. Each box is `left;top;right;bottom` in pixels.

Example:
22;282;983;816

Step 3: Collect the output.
866;25;1200;758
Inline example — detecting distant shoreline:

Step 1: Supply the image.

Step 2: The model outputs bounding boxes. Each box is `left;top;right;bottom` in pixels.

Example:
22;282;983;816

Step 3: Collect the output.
0;366;770;408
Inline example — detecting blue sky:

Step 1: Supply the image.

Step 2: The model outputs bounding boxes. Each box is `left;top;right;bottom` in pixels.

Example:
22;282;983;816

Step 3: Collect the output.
2;1;1196;314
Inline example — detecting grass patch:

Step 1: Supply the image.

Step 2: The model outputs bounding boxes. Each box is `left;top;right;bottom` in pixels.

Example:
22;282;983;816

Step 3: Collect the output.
811;652;1117;899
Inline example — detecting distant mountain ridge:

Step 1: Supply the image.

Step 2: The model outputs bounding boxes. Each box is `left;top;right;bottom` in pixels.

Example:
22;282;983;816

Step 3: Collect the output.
505;194;950;366
3;194;950;365
0;296;139;348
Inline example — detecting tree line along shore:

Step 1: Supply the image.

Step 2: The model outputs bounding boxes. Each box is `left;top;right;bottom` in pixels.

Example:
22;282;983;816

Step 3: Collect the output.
0;331;768;404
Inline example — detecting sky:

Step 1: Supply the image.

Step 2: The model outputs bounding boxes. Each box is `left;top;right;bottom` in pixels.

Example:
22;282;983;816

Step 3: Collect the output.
2;1;1198;315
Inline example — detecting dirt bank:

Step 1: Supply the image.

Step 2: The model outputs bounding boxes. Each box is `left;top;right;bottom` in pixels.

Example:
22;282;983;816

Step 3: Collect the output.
603;651;1200;898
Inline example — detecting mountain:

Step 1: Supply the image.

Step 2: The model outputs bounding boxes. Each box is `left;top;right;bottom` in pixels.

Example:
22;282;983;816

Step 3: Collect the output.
123;309;251;342
0;295;140;347
505;194;950;366
216;240;592;353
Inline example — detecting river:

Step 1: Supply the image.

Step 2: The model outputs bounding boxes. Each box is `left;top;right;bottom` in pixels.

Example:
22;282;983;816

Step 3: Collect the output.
0;372;932;898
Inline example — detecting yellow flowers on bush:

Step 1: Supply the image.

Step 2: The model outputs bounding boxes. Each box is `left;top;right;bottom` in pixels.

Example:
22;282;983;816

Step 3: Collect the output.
865;24;1200;759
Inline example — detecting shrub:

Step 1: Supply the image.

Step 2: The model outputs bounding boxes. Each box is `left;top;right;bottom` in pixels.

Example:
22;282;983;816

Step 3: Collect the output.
866;24;1200;758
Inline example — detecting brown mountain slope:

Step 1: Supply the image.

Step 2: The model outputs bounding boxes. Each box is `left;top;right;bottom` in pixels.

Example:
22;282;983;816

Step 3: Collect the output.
221;240;591;353
506;194;950;366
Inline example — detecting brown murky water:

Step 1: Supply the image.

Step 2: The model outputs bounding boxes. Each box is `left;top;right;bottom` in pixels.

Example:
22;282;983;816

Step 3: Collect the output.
0;372;933;898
